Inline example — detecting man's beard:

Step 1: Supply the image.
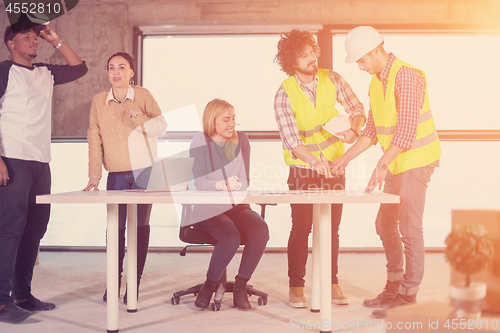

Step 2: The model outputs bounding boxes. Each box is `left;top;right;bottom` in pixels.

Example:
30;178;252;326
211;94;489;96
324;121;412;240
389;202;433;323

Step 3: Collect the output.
296;63;318;76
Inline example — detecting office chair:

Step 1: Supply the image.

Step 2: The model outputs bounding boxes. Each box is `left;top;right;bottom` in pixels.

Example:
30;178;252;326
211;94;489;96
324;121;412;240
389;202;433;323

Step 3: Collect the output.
170;203;274;311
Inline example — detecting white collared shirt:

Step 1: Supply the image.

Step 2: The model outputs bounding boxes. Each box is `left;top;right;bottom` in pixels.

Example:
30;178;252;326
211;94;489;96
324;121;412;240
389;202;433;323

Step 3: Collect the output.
106;85;135;105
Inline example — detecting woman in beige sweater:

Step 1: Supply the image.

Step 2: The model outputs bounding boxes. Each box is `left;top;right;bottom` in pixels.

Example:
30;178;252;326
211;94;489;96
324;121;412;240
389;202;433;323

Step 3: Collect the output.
83;52;167;303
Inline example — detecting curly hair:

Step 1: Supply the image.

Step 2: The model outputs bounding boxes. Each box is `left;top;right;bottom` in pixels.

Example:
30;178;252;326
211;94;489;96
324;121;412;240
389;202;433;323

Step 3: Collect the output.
275;29;320;76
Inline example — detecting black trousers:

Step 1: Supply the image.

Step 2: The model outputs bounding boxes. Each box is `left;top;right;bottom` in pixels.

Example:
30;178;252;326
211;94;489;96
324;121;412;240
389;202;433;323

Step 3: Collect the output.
287;166;345;287
0;157;51;305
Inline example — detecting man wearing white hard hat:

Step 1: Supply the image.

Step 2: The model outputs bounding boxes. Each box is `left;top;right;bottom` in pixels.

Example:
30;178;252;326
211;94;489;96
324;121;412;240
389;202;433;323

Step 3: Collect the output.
333;26;441;318
274;29;365;308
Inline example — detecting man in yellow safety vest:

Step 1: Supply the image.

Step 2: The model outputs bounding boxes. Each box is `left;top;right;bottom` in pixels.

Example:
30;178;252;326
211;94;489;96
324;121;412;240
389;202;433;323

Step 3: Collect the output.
274;29;365;308
333;26;441;318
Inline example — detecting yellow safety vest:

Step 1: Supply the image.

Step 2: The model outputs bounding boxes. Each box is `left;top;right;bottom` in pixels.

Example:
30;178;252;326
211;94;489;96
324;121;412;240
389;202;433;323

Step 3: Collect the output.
281;68;344;166
370;59;441;175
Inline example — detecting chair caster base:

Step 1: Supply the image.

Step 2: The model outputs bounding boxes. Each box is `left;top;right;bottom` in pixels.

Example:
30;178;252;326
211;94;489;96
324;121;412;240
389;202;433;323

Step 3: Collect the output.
211;302;221;311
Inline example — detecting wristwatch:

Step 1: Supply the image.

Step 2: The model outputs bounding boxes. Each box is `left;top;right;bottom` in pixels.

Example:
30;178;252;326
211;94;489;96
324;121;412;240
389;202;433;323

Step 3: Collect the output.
377;163;388;171
54;39;63;49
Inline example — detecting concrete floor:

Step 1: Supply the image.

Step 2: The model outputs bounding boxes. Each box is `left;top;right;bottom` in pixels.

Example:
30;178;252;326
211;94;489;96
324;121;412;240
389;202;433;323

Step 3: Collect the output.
0;251;451;333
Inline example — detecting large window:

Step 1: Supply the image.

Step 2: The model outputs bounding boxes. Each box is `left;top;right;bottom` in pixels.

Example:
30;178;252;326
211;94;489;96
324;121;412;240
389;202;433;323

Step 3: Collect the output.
143;34;288;132
143;31;500;133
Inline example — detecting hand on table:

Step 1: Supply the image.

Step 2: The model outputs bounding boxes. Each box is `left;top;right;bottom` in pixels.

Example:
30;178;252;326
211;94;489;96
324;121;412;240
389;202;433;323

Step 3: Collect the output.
83;176;100;191
364;167;386;193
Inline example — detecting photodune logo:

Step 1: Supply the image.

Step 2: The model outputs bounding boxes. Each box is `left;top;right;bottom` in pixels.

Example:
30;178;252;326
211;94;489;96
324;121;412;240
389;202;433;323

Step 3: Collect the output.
3;1;79;31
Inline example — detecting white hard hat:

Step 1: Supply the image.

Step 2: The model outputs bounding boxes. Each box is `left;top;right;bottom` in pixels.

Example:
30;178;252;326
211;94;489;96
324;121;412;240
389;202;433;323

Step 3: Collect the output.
345;26;384;63
323;115;351;139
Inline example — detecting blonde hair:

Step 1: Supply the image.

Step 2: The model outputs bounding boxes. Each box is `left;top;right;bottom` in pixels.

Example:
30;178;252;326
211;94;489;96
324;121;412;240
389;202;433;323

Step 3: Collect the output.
202;98;239;161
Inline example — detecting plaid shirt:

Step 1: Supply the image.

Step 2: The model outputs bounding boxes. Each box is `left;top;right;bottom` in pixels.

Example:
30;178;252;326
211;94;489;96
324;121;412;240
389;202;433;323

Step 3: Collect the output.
361;53;439;167
274;70;365;162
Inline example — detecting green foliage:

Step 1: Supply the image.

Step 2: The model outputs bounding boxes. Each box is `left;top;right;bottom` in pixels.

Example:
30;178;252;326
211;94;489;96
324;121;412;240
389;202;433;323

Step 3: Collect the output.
445;224;494;287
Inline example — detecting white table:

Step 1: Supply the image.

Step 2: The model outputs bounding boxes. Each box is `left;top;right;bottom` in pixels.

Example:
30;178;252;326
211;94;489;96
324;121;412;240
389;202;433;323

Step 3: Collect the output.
37;189;399;333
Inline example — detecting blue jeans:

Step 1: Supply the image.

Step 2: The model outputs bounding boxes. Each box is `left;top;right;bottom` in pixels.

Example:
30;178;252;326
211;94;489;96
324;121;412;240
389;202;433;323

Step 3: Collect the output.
287;166;345;287
106;170;152;230
376;166;434;295
0;157;51;305
193;205;269;281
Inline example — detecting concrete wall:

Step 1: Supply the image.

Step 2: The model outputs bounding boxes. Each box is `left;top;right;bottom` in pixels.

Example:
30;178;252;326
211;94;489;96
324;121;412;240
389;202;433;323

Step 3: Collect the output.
1;0;499;137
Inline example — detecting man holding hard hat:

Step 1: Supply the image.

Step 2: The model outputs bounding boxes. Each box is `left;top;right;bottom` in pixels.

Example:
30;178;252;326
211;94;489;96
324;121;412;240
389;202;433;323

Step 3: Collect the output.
333;26;441;318
274;29;365;308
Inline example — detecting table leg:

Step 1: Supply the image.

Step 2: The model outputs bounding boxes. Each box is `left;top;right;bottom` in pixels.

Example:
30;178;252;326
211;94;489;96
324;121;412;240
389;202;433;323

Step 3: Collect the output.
311;204;321;312
319;203;332;333
107;204;119;333
126;204;138;312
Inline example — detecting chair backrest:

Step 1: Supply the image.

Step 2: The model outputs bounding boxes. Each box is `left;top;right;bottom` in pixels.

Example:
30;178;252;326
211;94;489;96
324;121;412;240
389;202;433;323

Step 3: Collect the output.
179;204;218;245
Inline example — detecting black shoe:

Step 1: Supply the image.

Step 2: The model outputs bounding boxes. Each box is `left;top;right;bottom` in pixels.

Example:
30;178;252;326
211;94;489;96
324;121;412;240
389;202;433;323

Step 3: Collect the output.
124;225;149;305
123;281;141;305
194;279;218;310
371;293;417;319
363;280;400;308
104;228;126;302
103;277;122;302
233;276;251;311
15;294;55;312
0;302;32;324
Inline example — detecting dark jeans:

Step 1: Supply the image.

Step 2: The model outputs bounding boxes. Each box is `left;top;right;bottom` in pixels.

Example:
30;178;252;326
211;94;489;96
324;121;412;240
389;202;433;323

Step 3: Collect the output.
106;170;152;230
193;204;269;281
287;166;345;287
0;157;51;305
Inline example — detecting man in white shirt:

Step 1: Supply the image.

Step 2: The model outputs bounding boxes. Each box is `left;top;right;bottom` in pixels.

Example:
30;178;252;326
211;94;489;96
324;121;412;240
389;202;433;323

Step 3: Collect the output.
0;13;87;324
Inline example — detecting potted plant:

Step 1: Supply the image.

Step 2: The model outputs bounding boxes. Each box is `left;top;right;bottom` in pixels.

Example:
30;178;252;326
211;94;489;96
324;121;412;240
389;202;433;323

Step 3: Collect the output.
445;223;494;319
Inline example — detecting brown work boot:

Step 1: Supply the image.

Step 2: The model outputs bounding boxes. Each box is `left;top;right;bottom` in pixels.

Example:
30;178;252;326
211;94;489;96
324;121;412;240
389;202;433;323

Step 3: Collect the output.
289;287;307;308
331;284;349;305
371;293;417;319
363;280;400;308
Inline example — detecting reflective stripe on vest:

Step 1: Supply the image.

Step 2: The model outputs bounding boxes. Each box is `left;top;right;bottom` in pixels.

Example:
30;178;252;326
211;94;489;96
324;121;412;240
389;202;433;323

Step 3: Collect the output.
370;59;441;175
281;68;345;166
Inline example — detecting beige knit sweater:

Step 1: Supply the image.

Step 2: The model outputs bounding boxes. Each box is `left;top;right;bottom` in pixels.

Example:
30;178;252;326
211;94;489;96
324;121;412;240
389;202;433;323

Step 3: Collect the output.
87;86;167;177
